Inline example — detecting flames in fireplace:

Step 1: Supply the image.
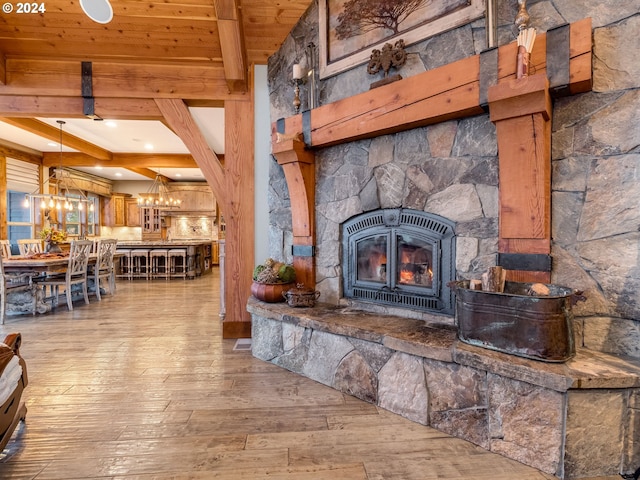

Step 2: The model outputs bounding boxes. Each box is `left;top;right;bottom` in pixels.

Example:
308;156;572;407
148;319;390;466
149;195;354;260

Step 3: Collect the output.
342;208;456;314
398;241;433;287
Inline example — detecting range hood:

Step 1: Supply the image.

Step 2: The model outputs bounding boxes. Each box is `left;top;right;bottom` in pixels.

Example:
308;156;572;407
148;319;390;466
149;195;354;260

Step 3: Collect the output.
160;210;216;217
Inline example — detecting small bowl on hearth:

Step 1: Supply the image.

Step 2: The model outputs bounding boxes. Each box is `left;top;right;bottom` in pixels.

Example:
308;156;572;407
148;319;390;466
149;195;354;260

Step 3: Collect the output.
283;283;321;308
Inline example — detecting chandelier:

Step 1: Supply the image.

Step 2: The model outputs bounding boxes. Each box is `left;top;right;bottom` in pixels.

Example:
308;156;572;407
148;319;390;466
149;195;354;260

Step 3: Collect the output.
23;120;95;213
137;173;181;209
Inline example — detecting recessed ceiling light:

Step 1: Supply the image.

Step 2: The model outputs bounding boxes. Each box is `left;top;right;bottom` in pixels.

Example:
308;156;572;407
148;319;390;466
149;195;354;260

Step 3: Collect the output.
144;143;154;150
115;172;122;177
175;173;182;177
47;142;57;147
105;121;117;128
95;166;103;170
80;0;113;24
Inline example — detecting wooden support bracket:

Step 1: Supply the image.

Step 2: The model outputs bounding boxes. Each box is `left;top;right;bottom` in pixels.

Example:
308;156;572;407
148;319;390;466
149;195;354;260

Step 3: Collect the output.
272;135;316;288
489;74;552;283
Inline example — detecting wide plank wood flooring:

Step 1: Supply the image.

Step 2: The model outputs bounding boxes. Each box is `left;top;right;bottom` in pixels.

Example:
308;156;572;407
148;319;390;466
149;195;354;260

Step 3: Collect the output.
0;269;622;479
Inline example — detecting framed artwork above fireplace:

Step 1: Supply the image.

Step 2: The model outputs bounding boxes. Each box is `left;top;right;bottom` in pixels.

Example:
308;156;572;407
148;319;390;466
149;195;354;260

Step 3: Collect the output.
319;0;485;78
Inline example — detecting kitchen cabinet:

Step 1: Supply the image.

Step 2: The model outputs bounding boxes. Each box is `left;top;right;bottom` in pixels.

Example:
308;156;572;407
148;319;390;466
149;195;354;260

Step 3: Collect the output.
211;241;219;265
165;183;216;214
141;207;162;240
125;198;141;227
102;193;129;227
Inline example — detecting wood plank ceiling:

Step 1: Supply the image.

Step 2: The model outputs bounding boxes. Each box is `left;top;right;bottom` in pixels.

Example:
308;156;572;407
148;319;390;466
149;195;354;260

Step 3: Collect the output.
0;0;311;168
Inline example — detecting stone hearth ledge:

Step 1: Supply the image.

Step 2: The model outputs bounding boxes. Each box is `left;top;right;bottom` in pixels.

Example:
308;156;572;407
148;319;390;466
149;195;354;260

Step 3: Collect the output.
248;297;640;478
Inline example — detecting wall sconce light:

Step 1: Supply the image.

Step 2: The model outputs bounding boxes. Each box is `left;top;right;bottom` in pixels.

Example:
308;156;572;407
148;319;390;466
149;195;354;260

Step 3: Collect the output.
291;42;319;114
292;63;304;114
305;43;318;110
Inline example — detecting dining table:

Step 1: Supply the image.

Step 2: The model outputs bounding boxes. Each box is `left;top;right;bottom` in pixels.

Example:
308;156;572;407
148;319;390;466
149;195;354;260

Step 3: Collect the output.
3;252;111;315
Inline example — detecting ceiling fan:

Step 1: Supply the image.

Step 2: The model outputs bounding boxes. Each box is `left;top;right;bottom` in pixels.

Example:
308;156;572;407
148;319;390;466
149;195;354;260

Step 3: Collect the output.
80;0;113;24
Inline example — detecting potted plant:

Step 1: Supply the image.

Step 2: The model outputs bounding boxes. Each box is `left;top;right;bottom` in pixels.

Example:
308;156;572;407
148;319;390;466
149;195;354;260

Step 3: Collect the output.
251;258;296;302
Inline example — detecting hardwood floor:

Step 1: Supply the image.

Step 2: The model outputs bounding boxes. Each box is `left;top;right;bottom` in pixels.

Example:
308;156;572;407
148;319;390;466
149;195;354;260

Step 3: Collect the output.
0;270;621;479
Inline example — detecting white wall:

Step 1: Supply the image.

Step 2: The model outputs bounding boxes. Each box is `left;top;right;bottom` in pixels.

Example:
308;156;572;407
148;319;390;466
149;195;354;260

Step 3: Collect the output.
254;64;270;264
111;180;153;198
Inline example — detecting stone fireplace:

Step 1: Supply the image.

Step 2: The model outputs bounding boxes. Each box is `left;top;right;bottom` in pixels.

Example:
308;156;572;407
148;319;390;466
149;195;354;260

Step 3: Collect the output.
253;3;640;478
342;208;456;314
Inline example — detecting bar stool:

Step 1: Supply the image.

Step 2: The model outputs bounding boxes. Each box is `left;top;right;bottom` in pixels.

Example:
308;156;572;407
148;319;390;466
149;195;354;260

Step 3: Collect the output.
149;249;169;279
130;249;150;279
168;249;187;279
115;249;131;280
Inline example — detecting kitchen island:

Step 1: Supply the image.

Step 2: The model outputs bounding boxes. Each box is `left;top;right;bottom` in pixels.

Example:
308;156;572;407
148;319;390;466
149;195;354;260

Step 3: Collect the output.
116;240;216;279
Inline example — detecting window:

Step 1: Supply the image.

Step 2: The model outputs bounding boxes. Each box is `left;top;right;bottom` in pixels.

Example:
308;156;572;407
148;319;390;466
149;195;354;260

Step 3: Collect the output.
7;191;34;253
52;192;99;238
6;158;39;252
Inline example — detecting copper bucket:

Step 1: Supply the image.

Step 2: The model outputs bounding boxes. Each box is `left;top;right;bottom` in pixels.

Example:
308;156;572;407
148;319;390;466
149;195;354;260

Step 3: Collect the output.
451;280;585;362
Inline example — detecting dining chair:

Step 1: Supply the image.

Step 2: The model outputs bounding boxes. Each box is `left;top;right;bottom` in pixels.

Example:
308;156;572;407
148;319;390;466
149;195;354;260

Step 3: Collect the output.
0;240;12;259
17;239;43;256
89;239;117;301
34;240;93;311
0;254;35;324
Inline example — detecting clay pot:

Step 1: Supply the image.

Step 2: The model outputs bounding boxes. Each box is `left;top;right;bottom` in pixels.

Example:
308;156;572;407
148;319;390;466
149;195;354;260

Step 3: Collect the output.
250;281;295;303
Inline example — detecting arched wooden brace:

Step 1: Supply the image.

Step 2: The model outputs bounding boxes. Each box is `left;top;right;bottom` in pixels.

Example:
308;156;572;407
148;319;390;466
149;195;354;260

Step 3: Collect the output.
271;136;316;289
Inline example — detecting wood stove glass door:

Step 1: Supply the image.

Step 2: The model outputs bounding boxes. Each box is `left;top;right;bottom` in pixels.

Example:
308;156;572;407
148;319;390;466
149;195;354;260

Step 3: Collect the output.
355;234;388;284
396;233;434;288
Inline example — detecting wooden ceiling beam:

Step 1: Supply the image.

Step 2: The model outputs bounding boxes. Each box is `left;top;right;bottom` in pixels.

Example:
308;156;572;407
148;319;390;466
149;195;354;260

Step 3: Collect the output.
0;95;164;119
41;152;198;168
1;117;112;161
154;98;225;197
1;59;248;101
126;167;160;180
214;0;248;93
0;143;41;163
0;96;84;117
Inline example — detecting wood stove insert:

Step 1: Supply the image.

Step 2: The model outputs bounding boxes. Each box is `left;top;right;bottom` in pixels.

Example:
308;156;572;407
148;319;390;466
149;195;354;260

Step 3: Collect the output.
342;208;456;314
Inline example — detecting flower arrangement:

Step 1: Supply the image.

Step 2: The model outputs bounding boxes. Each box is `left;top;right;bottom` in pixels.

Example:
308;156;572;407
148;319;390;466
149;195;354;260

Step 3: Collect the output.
39;227;68;244
253;258;296;284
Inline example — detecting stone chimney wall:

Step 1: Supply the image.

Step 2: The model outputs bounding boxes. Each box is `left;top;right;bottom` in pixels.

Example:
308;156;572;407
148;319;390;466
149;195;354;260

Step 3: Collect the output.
267;1;640;359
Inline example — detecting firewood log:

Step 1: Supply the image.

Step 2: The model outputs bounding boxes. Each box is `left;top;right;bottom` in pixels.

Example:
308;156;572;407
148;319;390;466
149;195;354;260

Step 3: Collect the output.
481;266;506;292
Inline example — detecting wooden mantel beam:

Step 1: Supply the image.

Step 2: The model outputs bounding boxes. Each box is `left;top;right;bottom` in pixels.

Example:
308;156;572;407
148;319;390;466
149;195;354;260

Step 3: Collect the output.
272;19;592;149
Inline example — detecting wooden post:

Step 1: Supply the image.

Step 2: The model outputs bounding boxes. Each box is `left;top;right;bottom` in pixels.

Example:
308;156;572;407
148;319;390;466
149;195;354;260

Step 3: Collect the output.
0;155;6;240
221;99;255;338
155;97;255;338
